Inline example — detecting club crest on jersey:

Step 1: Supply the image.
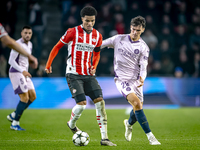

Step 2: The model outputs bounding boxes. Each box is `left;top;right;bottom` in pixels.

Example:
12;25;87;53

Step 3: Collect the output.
92;38;97;43
134;49;139;54
72;89;77;93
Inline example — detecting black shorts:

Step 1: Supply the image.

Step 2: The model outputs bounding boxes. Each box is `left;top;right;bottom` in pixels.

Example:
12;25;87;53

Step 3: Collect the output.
66;73;103;103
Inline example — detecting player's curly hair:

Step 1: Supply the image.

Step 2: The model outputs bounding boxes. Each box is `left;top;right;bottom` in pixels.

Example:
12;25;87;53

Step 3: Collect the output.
130;16;146;28
80;6;97;17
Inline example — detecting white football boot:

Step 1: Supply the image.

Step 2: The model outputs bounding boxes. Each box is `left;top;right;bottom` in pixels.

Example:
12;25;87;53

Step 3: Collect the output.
123;119;132;141
146;132;161;145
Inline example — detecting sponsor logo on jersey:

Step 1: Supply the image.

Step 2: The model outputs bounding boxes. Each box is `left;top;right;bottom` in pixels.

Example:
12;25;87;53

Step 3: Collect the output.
76;43;95;52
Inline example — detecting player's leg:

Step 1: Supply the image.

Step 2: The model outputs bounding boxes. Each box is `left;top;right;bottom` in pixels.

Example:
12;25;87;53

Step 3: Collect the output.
11;92;29;130
67;95;86;133
86;76;116;146
26;89;36;108
127;93;161;145
66;74;86;133
8;78;36;122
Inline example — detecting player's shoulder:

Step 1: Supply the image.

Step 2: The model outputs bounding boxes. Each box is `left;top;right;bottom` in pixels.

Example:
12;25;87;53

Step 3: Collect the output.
139;38;149;49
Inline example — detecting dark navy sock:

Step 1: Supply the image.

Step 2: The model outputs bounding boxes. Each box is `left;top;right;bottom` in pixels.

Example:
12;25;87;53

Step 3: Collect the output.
128;109;137;125
25;100;32;109
14;101;27;121
135;109;151;133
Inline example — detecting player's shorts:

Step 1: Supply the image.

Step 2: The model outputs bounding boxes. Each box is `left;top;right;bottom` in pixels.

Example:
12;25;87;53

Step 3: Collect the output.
9;72;35;95
66;73;102;103
114;77;144;102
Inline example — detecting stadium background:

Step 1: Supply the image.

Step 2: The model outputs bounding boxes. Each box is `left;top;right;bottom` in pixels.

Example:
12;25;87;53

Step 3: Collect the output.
0;0;200;108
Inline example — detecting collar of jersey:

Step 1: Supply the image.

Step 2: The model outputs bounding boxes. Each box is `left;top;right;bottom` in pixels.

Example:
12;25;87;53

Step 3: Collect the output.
128;35;140;43
81;24;93;34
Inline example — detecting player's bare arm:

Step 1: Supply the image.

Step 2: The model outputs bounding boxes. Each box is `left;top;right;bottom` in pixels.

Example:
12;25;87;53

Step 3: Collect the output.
22;70;32;78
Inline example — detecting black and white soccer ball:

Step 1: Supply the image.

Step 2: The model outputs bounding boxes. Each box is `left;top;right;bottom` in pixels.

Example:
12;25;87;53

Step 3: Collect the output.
72;131;90;146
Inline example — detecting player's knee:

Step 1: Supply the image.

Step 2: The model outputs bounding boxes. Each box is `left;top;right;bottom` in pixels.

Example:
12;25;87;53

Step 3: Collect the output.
93;97;103;103
20;95;29;103
29;94;36;102
133;101;142;110
77;101;87;105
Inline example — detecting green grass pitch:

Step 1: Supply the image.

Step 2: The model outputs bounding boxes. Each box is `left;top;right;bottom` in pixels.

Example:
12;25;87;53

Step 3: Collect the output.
0;108;199;150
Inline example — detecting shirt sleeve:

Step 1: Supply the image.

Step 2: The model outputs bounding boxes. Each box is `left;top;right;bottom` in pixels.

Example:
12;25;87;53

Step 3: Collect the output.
139;45;149;81
100;35;117;49
8;50;24;72
60;28;74;44
45;41;64;69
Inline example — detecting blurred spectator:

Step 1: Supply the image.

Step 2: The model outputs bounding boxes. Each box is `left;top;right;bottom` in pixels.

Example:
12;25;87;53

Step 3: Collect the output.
0;55;7;77
113;13;125;34
160;15;173;32
161;1;173;17
159;39;173;61
174;25;188;49
125;2;141;30
158;27;174;48
142;29;158;46
29;1;46;59
143;0;159;23
175;51;194;77
61;5;80;31
149;61;162;75
145;15;158;35
4;0;17;38
174;67;183;78
172;1;190;26
160;55;174;76
192;52;200;77
189;26;200;49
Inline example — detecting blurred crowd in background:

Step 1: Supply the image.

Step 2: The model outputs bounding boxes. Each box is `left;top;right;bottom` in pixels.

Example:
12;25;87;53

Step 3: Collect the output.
0;0;200;78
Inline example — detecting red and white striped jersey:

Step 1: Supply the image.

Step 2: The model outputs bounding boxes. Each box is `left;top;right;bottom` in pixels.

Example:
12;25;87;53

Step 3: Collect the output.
60;24;102;75
0;23;8;38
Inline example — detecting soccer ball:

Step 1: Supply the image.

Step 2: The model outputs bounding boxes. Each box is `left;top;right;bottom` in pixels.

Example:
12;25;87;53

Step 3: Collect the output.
72;131;90;146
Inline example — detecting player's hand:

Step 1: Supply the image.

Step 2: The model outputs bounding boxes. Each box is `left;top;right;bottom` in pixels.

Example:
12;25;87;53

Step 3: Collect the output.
22;71;32;78
45;66;52;74
137;76;144;88
90;66;96;75
28;54;38;69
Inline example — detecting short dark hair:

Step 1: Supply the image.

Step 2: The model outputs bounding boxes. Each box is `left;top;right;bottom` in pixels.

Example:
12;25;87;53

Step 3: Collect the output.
80;6;97;17
22;25;32;31
130;16;146;28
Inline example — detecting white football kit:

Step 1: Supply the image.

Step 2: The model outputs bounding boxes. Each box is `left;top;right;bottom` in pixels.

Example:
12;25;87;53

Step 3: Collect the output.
101;34;149;102
8;38;34;94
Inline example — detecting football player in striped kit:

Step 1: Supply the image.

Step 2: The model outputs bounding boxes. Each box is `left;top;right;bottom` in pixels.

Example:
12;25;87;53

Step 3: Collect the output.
101;16;161;145
45;6;116;146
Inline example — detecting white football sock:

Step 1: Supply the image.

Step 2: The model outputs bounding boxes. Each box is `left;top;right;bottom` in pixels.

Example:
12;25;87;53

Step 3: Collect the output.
146;132;153;139
12;120;19;126
69;104;86;128
11;112;16;118
95;100;108;139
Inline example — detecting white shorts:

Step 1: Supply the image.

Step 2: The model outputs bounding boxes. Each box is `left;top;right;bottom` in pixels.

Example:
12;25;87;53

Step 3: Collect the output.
114;78;144;102
9;72;35;95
